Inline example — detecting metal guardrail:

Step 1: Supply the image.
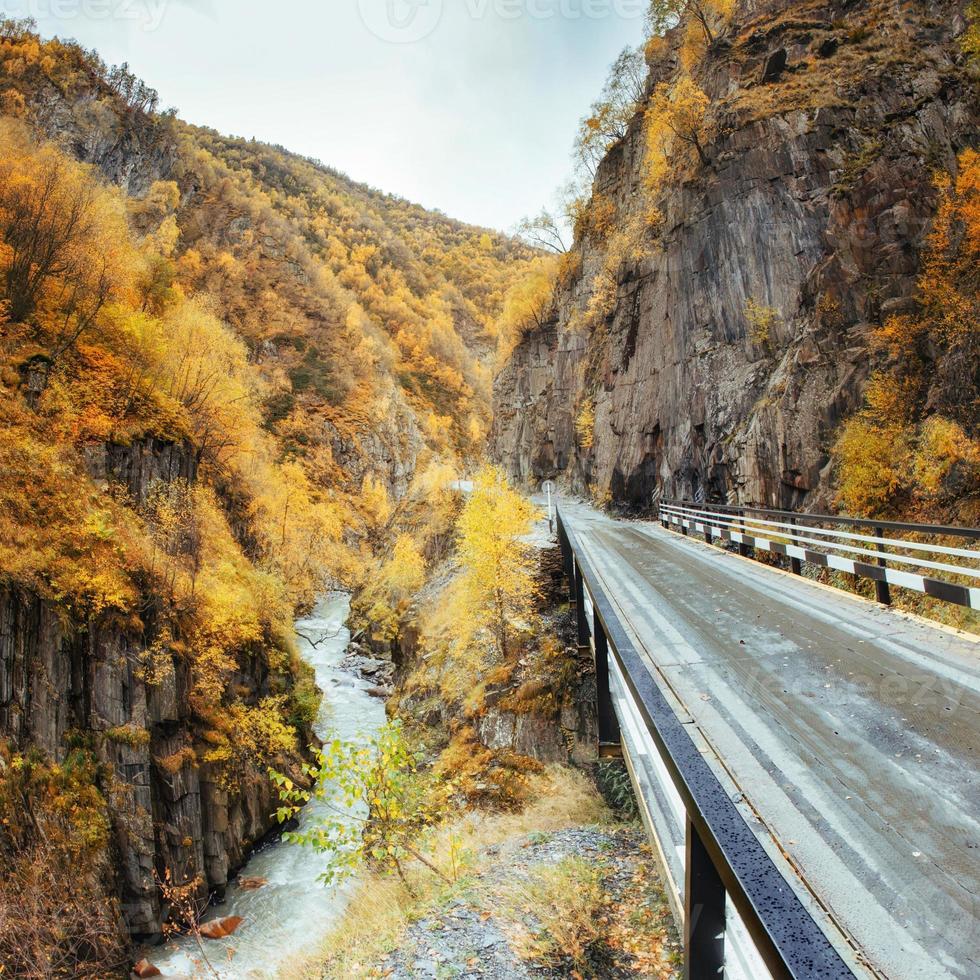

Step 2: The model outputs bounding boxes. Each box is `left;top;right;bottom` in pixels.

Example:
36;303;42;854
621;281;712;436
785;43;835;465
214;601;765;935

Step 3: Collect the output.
556;507;857;980
660;501;980;609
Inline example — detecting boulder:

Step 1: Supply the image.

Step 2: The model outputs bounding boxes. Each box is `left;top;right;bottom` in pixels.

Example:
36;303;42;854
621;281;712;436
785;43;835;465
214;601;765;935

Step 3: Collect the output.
238;876;268;890
199;914;245;939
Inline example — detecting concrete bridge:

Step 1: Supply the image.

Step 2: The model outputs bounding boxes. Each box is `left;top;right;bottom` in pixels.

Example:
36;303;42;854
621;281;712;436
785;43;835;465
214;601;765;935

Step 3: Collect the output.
556;500;980;980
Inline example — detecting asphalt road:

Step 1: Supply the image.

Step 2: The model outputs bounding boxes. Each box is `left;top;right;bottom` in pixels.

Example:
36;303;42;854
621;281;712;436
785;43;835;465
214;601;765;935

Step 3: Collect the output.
561;501;980;980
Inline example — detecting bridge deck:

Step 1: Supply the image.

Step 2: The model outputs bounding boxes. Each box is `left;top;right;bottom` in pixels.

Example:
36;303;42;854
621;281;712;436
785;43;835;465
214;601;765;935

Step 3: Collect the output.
561;501;980;980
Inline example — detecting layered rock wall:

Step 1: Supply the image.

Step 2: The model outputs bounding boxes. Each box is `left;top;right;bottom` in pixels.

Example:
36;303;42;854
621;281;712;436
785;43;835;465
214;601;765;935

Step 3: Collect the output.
0;437;296;939
492;0;978;510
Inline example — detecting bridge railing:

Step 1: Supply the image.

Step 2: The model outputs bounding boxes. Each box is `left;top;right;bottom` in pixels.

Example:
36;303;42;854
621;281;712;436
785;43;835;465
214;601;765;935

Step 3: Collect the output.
556;507;857;980
660;501;980;609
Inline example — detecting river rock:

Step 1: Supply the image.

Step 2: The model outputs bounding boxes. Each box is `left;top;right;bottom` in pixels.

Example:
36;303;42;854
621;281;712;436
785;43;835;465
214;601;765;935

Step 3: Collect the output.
238;875;268;890
132;959;161;978
199;915;245;940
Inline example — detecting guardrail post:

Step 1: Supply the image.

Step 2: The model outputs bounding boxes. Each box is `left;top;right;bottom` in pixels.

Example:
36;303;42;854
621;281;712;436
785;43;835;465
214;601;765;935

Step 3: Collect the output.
874;526;891;605
738;508;751;557
685;817;726;980
592;608;621;752
789;516;802;575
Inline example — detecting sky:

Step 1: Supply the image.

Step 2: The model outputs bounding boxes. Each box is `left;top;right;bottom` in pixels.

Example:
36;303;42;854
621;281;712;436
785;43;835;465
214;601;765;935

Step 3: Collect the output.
11;0;648;231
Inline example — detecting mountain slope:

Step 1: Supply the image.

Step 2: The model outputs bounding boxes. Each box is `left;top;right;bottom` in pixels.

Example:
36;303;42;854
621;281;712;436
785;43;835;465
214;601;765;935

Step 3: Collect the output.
0;17;534;969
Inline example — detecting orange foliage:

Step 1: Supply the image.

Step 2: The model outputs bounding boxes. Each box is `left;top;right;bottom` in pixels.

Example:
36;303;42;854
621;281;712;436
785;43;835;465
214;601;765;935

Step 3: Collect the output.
835;150;980;522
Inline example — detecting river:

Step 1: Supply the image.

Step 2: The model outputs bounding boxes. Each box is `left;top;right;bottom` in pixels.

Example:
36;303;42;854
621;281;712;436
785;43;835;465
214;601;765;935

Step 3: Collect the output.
151;593;387;978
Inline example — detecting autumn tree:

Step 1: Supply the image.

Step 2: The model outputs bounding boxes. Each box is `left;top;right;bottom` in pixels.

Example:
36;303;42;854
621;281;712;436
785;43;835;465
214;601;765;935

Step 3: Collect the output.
834;150;980;522
647;0;734;45
643;76;714;196
273;720;454;890
456;465;539;661
516;208;569;254
151;298;257;468
497;256;560;357
0;121;132;354
574;46;646;178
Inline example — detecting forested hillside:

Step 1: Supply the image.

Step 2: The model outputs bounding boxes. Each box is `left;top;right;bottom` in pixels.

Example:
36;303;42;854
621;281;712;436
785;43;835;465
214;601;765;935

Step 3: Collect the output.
0;18;535;973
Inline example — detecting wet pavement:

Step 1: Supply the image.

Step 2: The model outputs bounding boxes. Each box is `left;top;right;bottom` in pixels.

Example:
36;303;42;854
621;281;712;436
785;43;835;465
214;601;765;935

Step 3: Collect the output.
562;501;980;980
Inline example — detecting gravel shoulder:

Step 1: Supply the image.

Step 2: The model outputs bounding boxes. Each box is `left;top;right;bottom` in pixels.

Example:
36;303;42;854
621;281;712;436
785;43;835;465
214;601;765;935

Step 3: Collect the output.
370;826;681;980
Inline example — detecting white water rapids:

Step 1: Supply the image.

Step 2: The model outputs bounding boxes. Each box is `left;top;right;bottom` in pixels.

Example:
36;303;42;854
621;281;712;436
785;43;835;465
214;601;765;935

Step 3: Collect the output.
150;593;386;978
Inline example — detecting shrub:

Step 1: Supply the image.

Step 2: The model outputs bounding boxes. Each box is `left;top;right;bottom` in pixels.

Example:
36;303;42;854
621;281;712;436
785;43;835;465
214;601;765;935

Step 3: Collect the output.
104;723;151;748
744;298;779;349
0;750;126;979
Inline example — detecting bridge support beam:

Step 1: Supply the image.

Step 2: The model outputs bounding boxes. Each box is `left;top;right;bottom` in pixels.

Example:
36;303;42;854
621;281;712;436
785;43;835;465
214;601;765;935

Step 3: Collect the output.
574;561;590;648
592;608;621;752
685;817;726;980
557;513;575;605
788;517;802;575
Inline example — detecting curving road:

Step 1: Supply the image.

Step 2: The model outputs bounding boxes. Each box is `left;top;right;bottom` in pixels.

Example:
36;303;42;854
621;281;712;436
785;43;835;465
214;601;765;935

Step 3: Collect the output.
560;500;980;980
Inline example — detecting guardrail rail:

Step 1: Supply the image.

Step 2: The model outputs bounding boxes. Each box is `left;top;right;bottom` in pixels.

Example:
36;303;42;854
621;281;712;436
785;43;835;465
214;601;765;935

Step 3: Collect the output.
659;501;980;609
556;507;858;980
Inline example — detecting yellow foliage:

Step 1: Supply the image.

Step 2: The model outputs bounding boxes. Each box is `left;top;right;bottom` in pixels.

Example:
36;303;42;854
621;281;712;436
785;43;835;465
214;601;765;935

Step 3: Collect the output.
913;417;980;503
497;255;559;358
455;465;539;662
202;696;298;788
744;298;779;348
360;472;392;530
575;193;617;243
0;119;137;341
643;76;713;197
835;150;980;522
834;376;914;517
646;0;734;47
434;726;542;811
576;398;596;450
964;0;980;66
0;402;140;617
581;211;648;330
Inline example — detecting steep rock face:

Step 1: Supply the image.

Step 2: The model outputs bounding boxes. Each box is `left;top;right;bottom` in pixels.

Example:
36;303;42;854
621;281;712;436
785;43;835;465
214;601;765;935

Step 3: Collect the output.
0;581;301;939
322;387;426;500
21;72;178;194
492;0;978;510
0;433;301;939
83;436;198;506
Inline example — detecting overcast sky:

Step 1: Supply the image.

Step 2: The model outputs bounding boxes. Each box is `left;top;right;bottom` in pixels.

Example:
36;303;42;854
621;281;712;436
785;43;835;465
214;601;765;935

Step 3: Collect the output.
13;0;647;230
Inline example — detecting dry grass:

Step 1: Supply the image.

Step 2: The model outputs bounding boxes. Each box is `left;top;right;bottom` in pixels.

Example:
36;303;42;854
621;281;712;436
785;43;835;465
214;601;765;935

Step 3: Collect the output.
278;766;612;980
500;856;607;970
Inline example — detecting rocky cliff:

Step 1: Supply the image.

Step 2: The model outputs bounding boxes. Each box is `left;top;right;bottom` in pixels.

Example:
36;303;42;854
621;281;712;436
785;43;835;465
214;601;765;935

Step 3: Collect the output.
0;435;308;940
492;0;979;511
